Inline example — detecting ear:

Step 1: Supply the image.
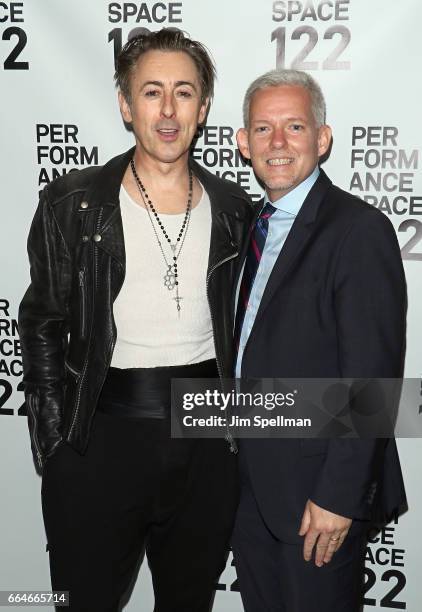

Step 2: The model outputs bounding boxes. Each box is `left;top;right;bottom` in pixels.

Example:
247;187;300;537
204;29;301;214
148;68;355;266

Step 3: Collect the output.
236;127;251;160
118;91;133;124
198;97;209;125
317;124;332;157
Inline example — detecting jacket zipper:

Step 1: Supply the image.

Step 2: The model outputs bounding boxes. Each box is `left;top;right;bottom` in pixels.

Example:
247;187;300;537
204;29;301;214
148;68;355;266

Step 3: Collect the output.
206;251;239;453
64;359;81;379
68;207;103;440
27;394;43;469
78;269;87;339
89;259;125;430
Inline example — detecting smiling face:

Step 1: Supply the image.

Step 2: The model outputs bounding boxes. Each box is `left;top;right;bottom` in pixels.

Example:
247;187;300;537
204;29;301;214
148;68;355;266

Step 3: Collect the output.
119;50;208;167
237;85;331;201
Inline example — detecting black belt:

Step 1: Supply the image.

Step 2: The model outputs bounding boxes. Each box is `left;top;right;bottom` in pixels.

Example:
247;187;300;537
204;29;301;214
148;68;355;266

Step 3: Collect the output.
97;359;218;419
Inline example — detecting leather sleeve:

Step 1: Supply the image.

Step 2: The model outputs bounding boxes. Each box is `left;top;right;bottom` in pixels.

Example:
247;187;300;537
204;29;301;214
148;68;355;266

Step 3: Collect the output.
18;190;72;469
310;208;406;519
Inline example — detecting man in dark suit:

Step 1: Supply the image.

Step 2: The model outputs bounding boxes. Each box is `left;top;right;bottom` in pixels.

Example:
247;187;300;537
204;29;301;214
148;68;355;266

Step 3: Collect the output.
231;69;406;612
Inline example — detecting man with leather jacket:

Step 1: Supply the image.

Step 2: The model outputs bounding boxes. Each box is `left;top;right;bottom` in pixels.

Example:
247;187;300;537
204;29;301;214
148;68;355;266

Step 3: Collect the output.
19;29;252;612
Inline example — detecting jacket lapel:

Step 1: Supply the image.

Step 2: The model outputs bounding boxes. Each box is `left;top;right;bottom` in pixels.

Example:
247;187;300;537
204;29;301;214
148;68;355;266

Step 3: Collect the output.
248;170;332;332
231;199;261;317
80;147;254;290
234;199;262;282
189;159;252;273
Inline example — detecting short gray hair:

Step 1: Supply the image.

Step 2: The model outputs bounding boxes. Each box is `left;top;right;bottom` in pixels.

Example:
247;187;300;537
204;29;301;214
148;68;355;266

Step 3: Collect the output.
242;69;326;128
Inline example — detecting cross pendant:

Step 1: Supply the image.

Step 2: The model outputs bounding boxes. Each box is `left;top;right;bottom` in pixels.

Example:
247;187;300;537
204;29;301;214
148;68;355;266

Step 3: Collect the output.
173;294;183;317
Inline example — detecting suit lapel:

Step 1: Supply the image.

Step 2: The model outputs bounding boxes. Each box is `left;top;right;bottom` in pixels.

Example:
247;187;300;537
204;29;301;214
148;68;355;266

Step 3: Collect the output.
248;170;332;332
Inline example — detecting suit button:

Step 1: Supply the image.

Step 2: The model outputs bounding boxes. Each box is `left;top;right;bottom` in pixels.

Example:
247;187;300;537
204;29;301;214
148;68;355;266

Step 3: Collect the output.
82;235;89;242
80;201;88;209
93;234;102;242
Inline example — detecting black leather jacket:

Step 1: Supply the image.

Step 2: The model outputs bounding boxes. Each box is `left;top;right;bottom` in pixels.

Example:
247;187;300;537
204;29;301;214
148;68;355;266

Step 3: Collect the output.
19;147;253;469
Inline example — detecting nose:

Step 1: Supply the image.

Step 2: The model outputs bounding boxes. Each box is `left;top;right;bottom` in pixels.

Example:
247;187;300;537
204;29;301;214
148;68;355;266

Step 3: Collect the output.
161;92;176;118
270;127;287;149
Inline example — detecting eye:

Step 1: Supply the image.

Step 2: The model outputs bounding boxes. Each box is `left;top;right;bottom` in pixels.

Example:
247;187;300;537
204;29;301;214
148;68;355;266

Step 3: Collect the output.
144;89;160;97
290;124;304;132
255;126;269;133
177;90;193;98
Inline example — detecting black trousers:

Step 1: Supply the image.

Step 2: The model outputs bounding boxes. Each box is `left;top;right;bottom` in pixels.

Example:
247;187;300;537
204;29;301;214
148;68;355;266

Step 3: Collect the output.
231;461;366;612
42;411;237;612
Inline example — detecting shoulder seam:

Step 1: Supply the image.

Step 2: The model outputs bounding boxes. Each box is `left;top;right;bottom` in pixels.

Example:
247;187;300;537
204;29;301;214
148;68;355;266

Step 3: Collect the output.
47;186;88;208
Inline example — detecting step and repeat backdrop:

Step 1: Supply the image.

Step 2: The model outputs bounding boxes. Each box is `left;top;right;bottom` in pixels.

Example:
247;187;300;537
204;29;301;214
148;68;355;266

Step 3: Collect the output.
1;1;421;610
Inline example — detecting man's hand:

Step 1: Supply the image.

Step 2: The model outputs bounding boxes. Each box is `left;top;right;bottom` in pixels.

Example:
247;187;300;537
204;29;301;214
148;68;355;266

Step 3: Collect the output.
298;499;352;567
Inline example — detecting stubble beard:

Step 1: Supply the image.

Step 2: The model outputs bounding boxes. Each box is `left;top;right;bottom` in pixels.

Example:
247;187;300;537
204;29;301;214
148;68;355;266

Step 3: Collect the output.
265;174;298;197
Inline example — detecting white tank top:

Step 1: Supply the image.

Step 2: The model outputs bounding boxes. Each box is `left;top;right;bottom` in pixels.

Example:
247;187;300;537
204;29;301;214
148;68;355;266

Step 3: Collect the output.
110;183;215;368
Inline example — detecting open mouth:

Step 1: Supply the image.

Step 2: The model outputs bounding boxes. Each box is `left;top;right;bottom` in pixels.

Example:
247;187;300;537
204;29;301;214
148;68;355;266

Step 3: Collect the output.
267;158;294;166
157;128;179;142
158;128;178;134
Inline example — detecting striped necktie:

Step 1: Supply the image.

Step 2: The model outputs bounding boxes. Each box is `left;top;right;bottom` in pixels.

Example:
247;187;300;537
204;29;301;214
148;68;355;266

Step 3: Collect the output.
234;202;277;349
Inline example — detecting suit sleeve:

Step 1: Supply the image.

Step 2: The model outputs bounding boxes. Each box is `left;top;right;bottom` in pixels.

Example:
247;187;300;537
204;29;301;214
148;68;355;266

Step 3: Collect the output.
310;208;406;519
18;190;72;469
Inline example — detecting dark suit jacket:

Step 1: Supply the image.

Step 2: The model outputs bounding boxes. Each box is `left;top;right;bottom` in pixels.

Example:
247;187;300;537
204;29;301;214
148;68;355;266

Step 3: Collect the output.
238;169;407;544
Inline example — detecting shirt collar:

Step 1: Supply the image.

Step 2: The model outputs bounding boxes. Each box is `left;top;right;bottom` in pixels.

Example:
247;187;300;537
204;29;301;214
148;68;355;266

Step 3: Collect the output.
264;165;320;217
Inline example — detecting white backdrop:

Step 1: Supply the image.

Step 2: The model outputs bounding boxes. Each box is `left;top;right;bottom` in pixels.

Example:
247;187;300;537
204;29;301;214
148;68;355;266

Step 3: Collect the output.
1;1;421;610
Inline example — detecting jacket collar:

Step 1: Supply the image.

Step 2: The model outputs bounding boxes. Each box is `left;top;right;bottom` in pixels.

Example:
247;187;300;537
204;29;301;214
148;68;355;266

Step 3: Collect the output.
189;156;252;271
189;156;251;218
83;147;251;272
234;169;331;288
83;147;134;209
243;169;332;337
84;146;251;214
293;167;332;226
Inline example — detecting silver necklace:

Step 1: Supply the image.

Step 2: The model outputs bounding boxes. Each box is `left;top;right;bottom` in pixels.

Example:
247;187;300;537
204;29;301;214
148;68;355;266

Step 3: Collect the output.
130;158;192;315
